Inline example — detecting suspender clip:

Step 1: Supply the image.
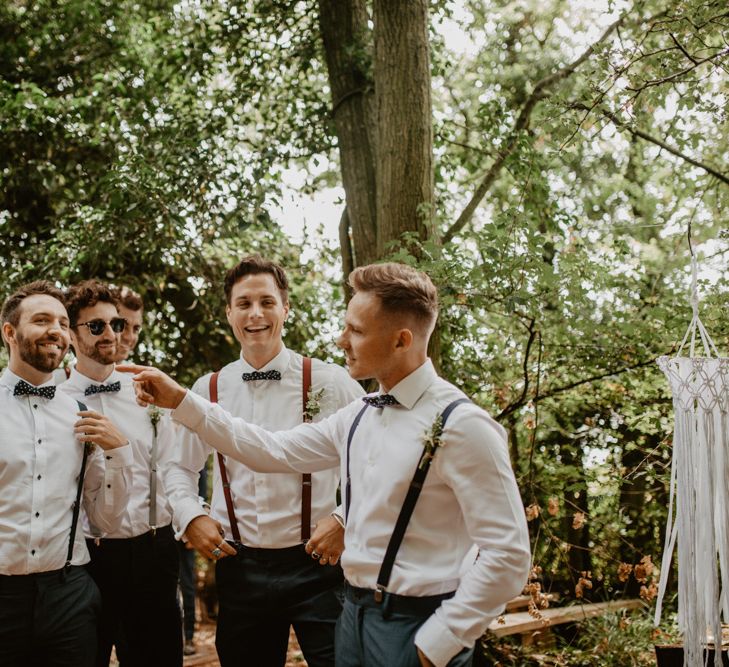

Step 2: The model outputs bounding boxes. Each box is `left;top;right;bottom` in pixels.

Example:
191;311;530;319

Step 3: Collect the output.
150;525;157;536
374;585;386;603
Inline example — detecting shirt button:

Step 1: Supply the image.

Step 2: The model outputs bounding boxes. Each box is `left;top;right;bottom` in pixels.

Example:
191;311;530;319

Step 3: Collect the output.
35;512;40;517
106;484;111;489
37;475;41;480
37;439;42;444
106;456;112;460
31;549;36;555
33;404;38;409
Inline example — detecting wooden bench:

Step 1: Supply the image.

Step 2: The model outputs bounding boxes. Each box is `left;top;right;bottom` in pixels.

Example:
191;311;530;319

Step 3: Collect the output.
488;598;643;646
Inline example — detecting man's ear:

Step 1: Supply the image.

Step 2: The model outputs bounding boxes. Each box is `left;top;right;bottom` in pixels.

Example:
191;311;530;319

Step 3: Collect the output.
2;322;15;348
394;328;413;350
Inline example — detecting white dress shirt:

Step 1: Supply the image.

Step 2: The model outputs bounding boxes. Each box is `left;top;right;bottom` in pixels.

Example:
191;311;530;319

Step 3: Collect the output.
0;369;133;575
165;346;364;548
59;367;175;538
172;359;530;667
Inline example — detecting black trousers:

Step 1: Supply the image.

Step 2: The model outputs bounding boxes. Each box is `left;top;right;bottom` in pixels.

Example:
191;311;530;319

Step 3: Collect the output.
85;525;182;667
0;565;101;667
215;542;343;667
177;540;196;641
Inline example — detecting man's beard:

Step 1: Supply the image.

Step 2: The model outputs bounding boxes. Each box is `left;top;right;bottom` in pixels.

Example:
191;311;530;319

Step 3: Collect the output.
17;331;66;373
79;338;117;365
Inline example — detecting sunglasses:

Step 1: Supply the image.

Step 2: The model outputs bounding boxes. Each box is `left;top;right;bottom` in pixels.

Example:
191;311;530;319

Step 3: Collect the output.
76;318;127;335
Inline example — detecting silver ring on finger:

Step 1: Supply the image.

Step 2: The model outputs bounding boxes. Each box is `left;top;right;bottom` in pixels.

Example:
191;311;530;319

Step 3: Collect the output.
211;547;222;559
311;551;320;559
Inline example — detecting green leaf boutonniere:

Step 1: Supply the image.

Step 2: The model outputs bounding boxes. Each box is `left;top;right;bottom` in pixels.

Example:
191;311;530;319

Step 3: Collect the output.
420;413;445;470
304;388;325;422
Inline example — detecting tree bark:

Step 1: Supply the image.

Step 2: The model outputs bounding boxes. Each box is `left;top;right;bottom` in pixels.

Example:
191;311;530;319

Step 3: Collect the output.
318;0;378;266
373;0;434;256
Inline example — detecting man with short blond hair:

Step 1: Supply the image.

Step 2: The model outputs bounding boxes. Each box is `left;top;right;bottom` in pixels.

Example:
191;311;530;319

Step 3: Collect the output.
122;262;530;667
0;280;133;667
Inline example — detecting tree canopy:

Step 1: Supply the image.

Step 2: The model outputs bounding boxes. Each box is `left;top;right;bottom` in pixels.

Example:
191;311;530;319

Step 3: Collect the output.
2;0;728;623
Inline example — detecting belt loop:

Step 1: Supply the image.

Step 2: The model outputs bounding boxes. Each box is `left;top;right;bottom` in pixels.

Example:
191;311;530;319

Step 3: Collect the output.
381;591;392;619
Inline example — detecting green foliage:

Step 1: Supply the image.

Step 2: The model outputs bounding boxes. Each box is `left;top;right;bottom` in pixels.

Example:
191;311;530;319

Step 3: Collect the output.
1;0;727;620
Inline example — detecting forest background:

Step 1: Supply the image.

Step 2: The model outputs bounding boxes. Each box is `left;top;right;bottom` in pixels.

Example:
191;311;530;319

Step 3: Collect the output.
1;0;728;662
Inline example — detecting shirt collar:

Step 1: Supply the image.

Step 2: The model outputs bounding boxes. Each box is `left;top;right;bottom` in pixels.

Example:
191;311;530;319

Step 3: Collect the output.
240;345;291;376
384;359;437;410
68;365;124;389
0;368;56;390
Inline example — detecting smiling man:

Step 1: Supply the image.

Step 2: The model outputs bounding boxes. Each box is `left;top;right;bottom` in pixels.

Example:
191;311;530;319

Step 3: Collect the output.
59;280;182;667
112;286;143;362
164;255;363;667
121;262;531;667
0;280;133;667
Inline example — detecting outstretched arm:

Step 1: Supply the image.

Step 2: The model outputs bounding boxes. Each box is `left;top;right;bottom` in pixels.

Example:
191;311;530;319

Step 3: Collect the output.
116;364;187;409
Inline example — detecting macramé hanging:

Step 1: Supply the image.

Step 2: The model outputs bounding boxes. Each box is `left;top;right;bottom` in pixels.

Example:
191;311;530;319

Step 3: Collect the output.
654;256;729;667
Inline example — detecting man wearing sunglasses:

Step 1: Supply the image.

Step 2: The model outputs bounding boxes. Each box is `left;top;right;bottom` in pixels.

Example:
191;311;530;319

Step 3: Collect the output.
58;280;182;667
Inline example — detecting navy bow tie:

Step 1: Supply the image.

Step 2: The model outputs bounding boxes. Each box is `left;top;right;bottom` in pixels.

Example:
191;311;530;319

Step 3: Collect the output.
362;394;399;409
242;370;282;382
14;380;56;400
85;381;122;396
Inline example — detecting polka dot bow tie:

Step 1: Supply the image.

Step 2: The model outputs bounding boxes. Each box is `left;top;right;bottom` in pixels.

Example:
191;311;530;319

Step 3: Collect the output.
14;379;56;400
362;394;400;409
241;370;282;382
85;381;122;396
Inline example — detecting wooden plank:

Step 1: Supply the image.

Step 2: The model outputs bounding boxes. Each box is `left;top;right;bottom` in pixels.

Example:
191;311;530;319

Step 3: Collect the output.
488;599;643;637
505;593;560;612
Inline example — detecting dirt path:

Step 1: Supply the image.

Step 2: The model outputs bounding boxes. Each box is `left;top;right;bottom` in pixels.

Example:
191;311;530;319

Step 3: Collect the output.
181;622;307;667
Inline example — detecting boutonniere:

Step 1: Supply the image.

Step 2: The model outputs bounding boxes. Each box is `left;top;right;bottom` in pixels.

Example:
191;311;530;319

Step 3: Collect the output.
148;404;163;433
304;388;325;422
420;412;445;469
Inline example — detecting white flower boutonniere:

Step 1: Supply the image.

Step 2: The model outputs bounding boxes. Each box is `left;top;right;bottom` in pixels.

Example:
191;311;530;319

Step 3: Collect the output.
420;413;445;470
148;404;163;433
304;388;325;422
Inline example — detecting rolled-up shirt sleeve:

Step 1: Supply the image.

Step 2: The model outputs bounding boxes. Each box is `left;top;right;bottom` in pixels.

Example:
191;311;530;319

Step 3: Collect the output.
414;408;530;666
82;442;134;534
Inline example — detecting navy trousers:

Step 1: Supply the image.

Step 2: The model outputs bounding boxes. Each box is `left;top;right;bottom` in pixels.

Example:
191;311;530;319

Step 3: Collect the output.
335;585;474;667
214;543;343;667
85;525;182;667
0;565;101;667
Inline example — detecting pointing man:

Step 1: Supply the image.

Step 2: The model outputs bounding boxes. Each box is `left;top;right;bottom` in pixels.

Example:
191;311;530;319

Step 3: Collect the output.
121;262;530;667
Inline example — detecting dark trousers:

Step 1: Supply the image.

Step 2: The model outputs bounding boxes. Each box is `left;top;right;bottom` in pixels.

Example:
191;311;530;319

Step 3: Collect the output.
215;543;343;667
177;541;196;641
0;565;101;667
85;525;182;667
335;585;474;667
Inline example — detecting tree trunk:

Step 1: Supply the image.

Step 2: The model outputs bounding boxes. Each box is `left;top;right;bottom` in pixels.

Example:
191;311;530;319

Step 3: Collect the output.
318;0;378;267
373;0;434;256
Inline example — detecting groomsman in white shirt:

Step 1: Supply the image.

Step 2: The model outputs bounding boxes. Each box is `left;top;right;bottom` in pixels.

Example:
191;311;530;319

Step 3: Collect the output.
59;280;182;667
164;254;364;666
122;262;531;667
112;286;143;363
0;281;133;667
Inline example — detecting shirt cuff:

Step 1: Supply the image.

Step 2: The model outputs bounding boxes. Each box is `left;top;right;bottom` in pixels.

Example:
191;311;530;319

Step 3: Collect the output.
414;613;468;667
331;506;345;528
172;390;206;430
102;442;133;468
174;499;208;541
